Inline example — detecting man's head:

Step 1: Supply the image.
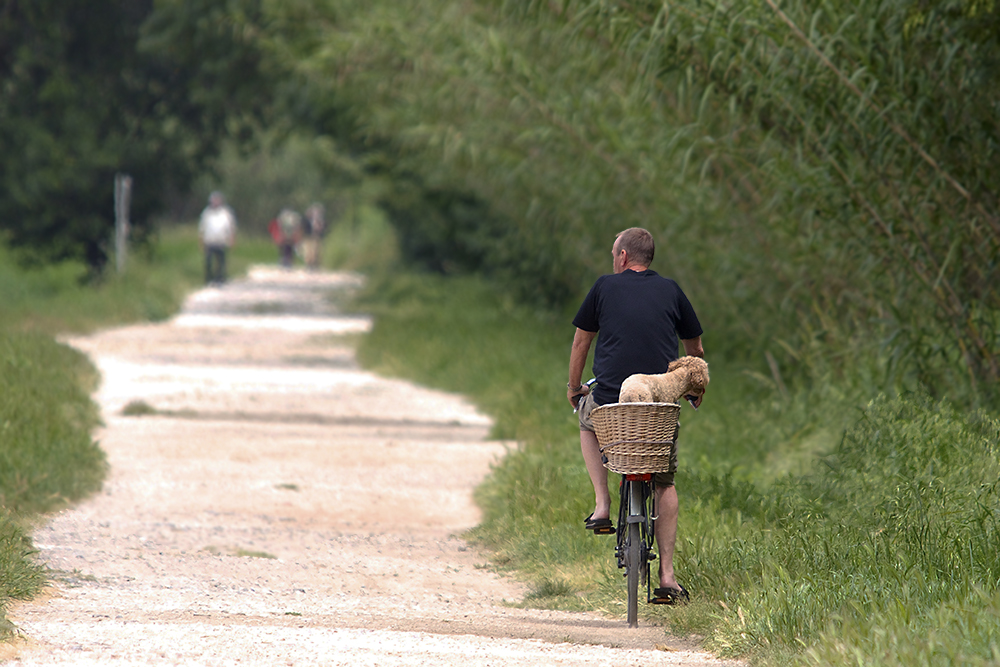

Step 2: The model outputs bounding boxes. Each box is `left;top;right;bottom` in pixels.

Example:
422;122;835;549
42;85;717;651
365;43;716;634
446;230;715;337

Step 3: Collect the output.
613;227;654;273
209;191;225;208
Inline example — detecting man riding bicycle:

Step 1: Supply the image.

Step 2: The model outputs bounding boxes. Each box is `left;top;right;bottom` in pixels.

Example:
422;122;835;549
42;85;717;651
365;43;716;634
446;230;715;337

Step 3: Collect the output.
567;227;704;604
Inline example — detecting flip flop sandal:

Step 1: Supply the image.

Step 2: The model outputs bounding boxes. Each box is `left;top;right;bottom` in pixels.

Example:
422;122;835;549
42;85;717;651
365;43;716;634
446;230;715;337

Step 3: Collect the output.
651;585;690;605
585;517;616;535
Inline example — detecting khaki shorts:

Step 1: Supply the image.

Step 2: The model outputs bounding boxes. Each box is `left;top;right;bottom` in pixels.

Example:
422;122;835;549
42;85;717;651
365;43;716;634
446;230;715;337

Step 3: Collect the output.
579;393;678;487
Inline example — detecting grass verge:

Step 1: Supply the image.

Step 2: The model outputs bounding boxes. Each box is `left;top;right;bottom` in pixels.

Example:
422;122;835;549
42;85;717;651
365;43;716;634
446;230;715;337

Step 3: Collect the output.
0;226;276;336
354;269;1000;666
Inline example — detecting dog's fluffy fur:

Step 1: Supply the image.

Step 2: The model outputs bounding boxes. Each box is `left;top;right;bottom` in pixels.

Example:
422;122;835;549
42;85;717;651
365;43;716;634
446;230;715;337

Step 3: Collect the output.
618;356;709;404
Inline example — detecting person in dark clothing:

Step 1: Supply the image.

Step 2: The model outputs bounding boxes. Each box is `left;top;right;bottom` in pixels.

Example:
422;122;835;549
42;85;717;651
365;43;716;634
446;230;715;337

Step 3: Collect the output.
566;227;704;604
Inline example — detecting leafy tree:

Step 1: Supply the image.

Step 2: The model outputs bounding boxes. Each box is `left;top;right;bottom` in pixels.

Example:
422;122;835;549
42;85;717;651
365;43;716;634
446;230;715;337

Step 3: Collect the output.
0;0;275;273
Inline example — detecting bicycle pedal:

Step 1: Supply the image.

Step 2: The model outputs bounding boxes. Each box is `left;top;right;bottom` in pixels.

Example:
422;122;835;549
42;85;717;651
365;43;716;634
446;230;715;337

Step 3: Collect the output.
592;526;616;535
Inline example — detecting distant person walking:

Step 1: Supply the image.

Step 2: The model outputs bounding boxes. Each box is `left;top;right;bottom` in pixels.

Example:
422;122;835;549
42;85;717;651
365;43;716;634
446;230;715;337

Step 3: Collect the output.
269;208;302;269
302;203;326;270
197;191;237;285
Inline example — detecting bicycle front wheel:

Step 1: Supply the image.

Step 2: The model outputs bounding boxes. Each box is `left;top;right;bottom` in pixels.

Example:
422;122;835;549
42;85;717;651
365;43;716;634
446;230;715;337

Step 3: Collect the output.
625;479;648;628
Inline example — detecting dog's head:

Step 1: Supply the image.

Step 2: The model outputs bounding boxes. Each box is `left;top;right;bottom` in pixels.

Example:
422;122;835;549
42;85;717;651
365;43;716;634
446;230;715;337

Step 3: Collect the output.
668;356;709;396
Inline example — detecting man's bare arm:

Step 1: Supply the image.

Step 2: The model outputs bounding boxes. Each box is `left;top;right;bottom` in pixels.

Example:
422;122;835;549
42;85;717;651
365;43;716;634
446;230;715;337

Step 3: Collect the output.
681;336;704;358
567;328;597;407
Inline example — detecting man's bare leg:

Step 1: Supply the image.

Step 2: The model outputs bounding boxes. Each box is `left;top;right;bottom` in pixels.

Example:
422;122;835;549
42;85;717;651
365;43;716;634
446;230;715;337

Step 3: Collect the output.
580;430;611;520
654;484;680;589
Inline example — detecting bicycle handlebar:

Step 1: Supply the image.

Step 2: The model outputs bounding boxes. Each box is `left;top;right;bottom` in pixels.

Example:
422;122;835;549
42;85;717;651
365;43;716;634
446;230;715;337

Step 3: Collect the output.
571;378;597;413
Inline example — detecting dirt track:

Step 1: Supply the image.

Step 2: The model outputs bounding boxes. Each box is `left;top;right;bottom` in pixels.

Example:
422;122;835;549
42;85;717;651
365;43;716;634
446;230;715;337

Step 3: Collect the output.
6;267;738;666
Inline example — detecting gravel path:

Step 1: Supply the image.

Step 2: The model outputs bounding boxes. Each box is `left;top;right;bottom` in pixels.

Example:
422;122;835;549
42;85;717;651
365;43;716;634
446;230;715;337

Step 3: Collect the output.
6;267;738;666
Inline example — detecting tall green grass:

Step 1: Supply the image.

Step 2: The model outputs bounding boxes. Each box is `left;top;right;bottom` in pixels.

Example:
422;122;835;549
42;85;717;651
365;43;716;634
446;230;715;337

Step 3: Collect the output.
355;269;1000;666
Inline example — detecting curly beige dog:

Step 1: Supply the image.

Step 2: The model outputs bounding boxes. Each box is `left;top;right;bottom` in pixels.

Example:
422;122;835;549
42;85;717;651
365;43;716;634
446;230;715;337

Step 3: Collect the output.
618;356;709;404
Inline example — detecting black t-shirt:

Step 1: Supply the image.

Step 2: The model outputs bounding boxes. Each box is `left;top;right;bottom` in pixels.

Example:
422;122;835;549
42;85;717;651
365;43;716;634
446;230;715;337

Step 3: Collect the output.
573;270;703;405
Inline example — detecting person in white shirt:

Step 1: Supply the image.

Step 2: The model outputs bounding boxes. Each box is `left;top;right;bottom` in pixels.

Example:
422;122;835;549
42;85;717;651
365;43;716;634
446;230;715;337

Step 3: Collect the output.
198;191;237;284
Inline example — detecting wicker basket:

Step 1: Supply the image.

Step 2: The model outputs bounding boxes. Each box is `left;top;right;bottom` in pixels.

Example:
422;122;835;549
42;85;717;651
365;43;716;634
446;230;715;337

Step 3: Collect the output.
590;402;680;475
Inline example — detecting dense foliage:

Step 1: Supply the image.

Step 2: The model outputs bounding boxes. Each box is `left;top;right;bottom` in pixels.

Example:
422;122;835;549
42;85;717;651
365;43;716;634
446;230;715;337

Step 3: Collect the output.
7;0;995;401
243;0;999;407
0;0;274;271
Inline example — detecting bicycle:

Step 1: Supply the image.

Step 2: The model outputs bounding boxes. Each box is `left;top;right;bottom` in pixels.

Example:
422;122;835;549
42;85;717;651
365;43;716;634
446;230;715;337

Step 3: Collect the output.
590;400;682;628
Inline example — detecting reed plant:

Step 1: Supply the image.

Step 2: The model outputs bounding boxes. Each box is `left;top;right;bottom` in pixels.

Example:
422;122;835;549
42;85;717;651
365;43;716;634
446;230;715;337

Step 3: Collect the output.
262;0;1000;408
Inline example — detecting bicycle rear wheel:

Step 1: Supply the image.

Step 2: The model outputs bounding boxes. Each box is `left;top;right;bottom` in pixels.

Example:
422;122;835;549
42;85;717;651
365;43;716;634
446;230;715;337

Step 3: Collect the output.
626;520;641;627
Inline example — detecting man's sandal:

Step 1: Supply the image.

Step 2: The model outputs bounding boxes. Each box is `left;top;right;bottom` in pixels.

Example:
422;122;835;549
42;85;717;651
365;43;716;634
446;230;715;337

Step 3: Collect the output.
651;585;690;605
584;514;616;535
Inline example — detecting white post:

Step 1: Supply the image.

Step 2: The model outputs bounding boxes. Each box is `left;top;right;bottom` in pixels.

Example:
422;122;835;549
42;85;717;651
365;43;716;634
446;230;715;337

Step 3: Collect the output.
114;174;132;274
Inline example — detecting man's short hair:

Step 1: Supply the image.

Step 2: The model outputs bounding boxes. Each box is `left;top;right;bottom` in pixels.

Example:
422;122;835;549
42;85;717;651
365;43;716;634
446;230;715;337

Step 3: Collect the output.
617;227;654;266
